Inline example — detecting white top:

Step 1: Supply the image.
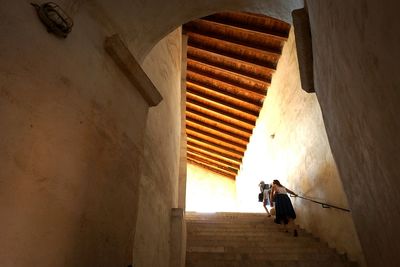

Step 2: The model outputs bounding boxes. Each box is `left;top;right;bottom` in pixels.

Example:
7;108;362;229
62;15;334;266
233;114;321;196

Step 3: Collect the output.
275;186;288;194
263;189;269;200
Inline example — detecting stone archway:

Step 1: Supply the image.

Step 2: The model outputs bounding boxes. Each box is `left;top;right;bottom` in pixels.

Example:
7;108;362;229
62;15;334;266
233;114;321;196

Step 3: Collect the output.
93;0;304;62
130;1;400;266
1;1;399;266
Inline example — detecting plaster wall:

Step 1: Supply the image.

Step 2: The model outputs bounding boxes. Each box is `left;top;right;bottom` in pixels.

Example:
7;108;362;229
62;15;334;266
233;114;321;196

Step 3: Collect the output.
132;28;182;267
186;164;237;212
94;0;303;62
307;1;400;266
0;1;151;266
1;1;399;266
236;29;364;264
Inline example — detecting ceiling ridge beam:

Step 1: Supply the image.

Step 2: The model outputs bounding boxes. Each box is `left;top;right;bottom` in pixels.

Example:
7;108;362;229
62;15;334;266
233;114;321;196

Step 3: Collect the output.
186;108;253;135
187;85;261;116
187;149;240;170
186;117;249;143
187;46;273;82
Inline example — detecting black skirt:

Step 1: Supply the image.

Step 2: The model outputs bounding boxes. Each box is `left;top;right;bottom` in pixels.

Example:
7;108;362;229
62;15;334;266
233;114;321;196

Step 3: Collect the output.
274;193;296;225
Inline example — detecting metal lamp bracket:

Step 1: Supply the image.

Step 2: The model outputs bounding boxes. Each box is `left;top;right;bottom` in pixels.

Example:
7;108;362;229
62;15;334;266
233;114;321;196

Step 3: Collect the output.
31;2;73;38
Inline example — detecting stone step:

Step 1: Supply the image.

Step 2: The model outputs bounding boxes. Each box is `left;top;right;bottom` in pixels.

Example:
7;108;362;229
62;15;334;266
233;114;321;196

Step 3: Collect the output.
187;245;334;254
187;222;284;229
186;251;346;261
186;212;271;221
188;226;298;232
186;258;357;267
186;231;310;239
187;239;323;248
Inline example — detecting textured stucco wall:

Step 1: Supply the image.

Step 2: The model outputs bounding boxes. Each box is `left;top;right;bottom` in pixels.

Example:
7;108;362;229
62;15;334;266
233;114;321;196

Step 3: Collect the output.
94;0;303;62
0;1;150;266
236;29;364;264
1;1;399;266
132;28;182;267
307;1;400;266
186;164;237;212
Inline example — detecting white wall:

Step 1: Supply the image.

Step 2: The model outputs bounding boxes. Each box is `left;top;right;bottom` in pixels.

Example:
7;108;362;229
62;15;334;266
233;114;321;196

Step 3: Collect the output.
236;29;364;264
186;164;237;212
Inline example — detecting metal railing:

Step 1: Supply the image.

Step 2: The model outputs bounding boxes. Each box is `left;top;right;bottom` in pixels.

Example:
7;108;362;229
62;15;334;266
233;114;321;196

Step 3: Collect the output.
290;194;351;212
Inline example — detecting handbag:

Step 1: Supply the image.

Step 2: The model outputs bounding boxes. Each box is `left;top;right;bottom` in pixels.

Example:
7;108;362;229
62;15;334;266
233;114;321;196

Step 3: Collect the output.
258;192;263;202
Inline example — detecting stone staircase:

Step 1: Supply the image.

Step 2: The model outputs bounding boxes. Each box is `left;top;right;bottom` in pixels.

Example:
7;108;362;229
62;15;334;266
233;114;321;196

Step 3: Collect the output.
185;212;357;267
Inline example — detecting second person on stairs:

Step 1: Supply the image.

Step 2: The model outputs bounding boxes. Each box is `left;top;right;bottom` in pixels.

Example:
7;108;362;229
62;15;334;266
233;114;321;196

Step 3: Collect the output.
270;179;298;237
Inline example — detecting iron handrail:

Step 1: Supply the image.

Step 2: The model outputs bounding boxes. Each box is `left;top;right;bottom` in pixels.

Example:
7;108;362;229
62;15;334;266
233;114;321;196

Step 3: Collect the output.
290;194;351;212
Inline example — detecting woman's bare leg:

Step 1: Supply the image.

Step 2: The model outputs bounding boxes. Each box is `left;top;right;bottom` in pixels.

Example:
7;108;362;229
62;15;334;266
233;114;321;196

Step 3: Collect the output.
263;201;271;216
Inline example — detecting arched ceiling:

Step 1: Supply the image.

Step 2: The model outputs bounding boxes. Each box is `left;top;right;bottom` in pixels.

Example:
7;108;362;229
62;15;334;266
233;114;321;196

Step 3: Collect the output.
184;11;290;179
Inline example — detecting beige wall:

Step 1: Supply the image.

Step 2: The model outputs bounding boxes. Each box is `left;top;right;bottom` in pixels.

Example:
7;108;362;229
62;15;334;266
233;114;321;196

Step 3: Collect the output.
307;1;400;266
132;28;182;267
186;164;237;212
237;29;364;264
0;1;150;266
1;1;399;266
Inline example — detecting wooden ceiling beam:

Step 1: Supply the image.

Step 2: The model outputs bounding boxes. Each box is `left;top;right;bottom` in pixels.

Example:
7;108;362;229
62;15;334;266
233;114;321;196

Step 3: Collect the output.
187;46;273;82
186;116;249;143
204;12;290;39
182;12;291;177
184;19;284;53
186;67;267;105
187;83;261;116
186;58;271;98
186;110;252;138
186;92;257;123
186;106;254;134
186;32;280;68
187;159;236;179
187;154;238;174
187;137;244;160
187;149;240;170
187;141;242;163
186;123;248;147
187;147;241;166
186;101;255;129
186;132;246;155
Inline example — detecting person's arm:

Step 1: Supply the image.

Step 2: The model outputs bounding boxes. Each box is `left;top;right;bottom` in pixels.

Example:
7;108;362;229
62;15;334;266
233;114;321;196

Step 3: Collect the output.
285;187;297;196
270;185;276;207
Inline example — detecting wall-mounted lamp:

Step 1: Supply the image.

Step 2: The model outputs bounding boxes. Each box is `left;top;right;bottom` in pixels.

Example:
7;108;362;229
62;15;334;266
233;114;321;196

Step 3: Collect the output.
31;2;73;38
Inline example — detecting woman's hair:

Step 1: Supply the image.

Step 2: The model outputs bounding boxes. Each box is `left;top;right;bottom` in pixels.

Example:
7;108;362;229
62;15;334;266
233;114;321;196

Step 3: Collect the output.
273;179;283;187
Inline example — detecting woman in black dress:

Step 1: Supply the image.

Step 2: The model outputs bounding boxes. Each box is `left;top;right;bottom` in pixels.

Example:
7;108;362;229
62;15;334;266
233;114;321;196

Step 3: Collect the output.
271;179;298;236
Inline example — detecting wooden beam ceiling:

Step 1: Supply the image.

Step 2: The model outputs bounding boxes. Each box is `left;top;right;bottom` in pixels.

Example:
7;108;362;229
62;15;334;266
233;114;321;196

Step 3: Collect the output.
184;11;290;179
